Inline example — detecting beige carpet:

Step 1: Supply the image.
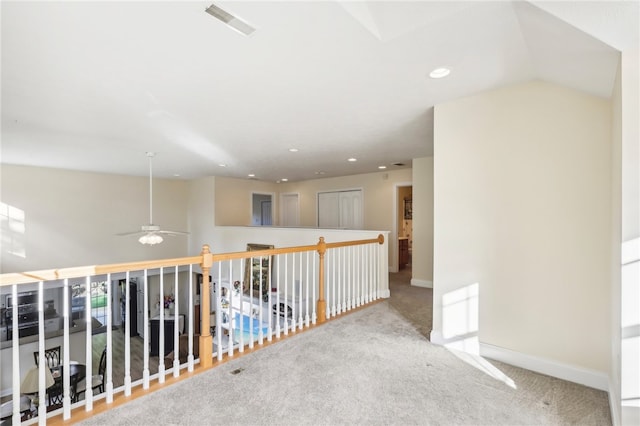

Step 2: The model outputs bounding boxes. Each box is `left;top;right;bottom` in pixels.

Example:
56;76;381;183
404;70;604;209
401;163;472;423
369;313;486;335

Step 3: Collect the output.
78;270;611;425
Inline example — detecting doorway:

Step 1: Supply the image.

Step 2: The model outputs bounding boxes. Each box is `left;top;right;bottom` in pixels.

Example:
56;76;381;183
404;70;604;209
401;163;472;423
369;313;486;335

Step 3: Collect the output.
251;193;274;226
396;184;413;272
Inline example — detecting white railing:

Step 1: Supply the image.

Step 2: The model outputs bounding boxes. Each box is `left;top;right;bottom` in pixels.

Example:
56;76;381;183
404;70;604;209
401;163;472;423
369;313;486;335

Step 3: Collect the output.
0;235;387;424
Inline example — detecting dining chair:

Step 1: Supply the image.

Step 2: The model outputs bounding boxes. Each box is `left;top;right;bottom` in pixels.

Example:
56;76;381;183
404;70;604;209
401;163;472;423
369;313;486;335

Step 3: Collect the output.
76;346;107;400
33;346;61;369
46;366;80;409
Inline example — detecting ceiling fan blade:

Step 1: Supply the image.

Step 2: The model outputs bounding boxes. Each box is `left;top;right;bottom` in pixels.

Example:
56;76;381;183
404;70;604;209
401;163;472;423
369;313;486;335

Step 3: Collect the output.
116;230;145;237
158;230;189;236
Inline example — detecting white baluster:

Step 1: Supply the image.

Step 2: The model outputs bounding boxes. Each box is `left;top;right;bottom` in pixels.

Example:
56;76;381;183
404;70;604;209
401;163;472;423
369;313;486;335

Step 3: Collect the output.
143;269;150;387
62;278;71;419
290;253;296;333
37;281;46;425
305;251;310;327
228;260;235;356
275;255;281;338
216;266;223;361
238;258;245;352
158;268;165;382
105;272;114;403
11;285;20;425
124;271;132;395
298;252;303;330
187;265;194;372
173;266;180;377
84;276;94;410
312;252;317;324
284;254;289;336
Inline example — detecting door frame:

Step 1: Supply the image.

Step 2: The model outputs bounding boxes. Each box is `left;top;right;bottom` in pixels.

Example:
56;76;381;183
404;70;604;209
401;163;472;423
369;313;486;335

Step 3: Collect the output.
393;182;412;273
250;192;275;226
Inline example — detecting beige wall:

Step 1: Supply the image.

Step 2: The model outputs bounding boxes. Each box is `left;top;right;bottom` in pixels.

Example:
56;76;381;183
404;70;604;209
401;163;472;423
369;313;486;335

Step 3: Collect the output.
0;165;189;273
412;157;434;286
214;169;413;269
214;177;278;226
433;81;612;374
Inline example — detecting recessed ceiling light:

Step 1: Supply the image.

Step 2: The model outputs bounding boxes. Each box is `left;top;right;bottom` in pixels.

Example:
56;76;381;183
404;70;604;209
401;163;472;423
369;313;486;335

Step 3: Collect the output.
347;158;357;162
378;166;387;170
288;148;299;153
248;173;255;177
315;171;326;175
173;173;181;177
281;178;288;182
429;67;451;79
218;163;227;167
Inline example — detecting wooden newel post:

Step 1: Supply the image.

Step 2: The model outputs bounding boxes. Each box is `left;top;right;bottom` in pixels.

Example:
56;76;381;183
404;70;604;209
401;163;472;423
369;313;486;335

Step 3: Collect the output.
317;237;327;323
199;244;213;368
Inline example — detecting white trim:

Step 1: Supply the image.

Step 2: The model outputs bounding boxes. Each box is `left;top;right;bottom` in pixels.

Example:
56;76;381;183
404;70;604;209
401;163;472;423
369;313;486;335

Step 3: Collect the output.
379;289;390;298
479;342;609;391
250;191;275;226
609;377;621;426
430;329;445;345
411;278;432;288
622;237;640;265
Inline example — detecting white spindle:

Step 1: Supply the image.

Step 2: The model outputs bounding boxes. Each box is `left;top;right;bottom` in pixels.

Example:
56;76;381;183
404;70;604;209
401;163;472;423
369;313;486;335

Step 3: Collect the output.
37;281;46;425
291;253;296;333
330;249;336;318
84;275;94;410
105;272;113;403
187;265;194;372
238;258;245;352
124;271;132;395
312;252;317;324
173;266;180;377
62;278;71;419
228;260;235;357
216;266;223;361
305;251;310;327
275;255;281;337
11;285;20;425
143;269;150;387
267;256;274;341
158;268;165;382
298;252;303;330
284;254;289;336
258;256;264;345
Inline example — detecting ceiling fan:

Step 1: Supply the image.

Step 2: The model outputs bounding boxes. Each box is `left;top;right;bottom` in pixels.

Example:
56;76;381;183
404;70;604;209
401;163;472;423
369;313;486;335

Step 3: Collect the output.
118;152;188;245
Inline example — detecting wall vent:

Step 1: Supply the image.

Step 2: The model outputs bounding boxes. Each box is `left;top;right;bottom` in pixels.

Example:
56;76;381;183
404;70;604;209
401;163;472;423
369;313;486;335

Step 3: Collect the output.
205;3;256;36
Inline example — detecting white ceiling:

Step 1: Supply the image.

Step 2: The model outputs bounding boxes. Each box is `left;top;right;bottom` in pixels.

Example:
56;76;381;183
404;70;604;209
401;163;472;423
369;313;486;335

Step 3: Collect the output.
1;1;637;182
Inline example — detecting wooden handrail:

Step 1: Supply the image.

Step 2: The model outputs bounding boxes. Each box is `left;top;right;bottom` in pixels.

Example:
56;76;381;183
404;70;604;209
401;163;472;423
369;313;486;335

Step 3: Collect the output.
0;235;385;287
0;256;203;287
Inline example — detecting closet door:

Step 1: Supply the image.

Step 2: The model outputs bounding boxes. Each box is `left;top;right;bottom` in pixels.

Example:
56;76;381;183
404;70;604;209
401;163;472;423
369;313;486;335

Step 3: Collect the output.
318;192;340;228
318;190;363;229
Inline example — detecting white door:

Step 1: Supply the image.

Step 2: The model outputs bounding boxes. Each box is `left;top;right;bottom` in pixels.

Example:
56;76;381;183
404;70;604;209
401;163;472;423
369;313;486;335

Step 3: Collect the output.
318;190;363;229
281;193;300;227
318;191;341;228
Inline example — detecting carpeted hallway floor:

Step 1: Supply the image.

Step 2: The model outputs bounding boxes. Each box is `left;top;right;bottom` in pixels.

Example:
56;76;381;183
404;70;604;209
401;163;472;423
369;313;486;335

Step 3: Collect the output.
78;270;611;425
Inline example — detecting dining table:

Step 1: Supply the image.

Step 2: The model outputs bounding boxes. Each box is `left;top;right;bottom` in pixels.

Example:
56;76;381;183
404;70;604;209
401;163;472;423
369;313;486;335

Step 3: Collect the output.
47;363;87;408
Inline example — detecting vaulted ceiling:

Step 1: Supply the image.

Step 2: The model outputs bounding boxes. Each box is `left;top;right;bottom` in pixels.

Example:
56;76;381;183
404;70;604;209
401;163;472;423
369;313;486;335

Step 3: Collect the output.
1;1;637;181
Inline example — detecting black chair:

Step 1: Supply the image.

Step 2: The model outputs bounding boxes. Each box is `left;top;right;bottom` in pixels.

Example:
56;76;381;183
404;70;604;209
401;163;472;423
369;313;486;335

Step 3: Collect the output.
93;346;107;394
46;366;80;408
33;346;61;369
76;346;106;400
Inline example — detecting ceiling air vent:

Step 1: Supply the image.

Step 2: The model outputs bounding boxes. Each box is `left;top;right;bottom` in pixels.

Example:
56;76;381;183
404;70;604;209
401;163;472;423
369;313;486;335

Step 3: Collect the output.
392;162;405;167
205;3;256;36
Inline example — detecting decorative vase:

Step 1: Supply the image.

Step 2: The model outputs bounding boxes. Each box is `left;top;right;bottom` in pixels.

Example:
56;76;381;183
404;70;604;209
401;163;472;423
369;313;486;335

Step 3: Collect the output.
169;303;175;315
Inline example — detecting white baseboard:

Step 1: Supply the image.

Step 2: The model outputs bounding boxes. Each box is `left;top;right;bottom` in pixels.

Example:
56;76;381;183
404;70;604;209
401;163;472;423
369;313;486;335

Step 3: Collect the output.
379;289;390;298
609;377;621;426
411;279;432;288
480;342;609;391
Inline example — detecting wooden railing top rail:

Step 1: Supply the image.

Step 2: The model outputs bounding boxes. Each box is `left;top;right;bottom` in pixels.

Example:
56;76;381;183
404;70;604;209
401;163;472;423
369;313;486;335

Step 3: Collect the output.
0;234;385;287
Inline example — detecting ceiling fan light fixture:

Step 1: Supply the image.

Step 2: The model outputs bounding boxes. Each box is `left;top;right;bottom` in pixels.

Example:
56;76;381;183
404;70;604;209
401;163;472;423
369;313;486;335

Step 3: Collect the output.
139;233;163;245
